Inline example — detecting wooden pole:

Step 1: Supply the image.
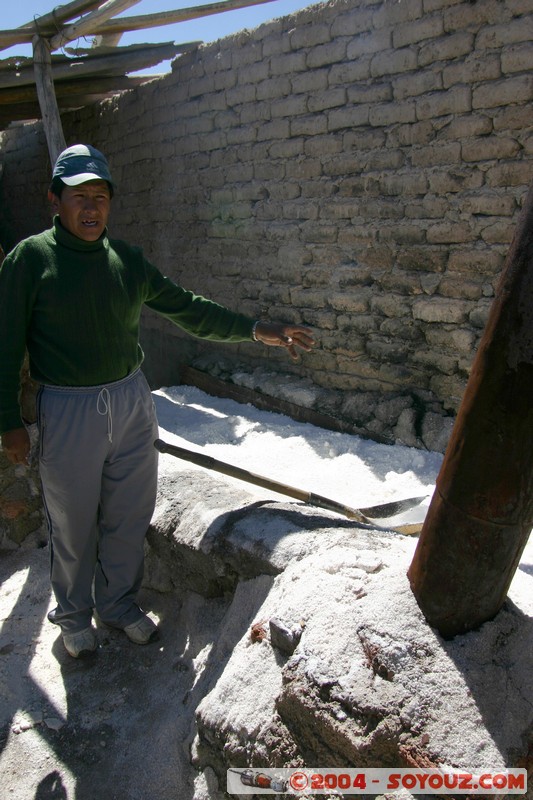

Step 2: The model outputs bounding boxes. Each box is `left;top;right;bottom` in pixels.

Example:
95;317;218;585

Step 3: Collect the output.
32;36;66;164
407;182;533;638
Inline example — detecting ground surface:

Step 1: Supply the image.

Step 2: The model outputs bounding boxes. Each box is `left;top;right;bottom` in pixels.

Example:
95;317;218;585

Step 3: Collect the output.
0;539;227;800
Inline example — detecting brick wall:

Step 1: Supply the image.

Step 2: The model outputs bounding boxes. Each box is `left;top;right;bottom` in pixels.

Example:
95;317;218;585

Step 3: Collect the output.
1;0;533;455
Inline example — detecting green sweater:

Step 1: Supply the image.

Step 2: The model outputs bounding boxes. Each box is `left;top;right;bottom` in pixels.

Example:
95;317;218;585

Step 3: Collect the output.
0;218;255;434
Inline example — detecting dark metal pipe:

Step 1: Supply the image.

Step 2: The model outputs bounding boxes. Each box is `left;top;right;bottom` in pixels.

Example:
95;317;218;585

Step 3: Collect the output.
408;183;533;638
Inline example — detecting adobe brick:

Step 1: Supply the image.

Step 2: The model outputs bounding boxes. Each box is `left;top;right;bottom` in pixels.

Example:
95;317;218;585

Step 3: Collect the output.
372;0;423;27
371;47;418;78
418;31;473;66
346;29;391;59
443;54;501;88
475;16;533;49
416;86;471;119
501;42;533;74
393;14;444;48
306;40;347;69
462;136;520;162
473;75;533;109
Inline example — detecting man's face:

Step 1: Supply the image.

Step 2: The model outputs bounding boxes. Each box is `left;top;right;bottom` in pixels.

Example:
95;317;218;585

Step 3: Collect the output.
49;180;111;242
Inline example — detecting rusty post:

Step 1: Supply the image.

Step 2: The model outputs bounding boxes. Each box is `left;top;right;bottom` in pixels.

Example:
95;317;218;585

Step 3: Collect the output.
407;183;533;638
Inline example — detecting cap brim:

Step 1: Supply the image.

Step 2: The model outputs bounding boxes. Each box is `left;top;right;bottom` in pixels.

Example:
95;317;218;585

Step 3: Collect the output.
61;172;113;186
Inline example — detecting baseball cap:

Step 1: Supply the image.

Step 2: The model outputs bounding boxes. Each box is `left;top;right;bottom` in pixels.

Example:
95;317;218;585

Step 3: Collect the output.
52;144;114;188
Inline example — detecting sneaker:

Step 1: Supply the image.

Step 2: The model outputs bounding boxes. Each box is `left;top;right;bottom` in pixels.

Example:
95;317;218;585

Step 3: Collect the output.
123;615;159;645
62;627;97;658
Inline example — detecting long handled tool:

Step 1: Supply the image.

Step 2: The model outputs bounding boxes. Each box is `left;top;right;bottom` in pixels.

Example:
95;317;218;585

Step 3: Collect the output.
154;438;426;533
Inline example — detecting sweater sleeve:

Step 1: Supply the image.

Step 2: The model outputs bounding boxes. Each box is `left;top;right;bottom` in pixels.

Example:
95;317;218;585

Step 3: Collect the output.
142;258;255;342
0;247;35;434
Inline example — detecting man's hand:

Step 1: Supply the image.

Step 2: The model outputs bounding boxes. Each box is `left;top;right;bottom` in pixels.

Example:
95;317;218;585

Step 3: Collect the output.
1;427;31;466
253;322;316;361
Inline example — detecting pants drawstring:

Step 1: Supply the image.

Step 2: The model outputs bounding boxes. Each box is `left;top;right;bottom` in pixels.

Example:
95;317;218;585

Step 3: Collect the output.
97;387;113;443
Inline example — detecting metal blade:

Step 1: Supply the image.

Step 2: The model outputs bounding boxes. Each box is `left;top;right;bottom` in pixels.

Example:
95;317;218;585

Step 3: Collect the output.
359;495;429;518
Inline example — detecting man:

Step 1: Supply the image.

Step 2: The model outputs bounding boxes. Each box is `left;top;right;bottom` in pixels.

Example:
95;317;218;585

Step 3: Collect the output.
0;144;315;659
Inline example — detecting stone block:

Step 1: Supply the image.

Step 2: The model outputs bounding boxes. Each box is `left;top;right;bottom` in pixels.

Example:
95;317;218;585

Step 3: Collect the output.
426;222;474;244
346;30;391;60
473;76;533;110
428;166;484;193
462;136;521;162
443;54;501;88
330;289;373;313
486;161;533;187
412;297;471;323
370;101;417;126
329;58;372;84
429;372;466;411
379;224;426;244
371;294;412;318
420;411;455;452
271;95;308;118
330;6;374;37
439;277;483;301
393;69;442;100
328;105;370;130
292;68;329;95
480;220;516;245
256;119;291;141
371;47;418;78
501;42;533;74
366;338;410;363
380;172;428;196
372;0;423;27
425;326;476;354
393;14;444;48
257;76;291;101
289;22;332;49
418;31;474;66
411;141;461;167
476;16;533;49
308;88;347;113
416;86;472;119
270;51;307;76
462;191;516;217
438;113;493;139
444;0;509;32
307;41;348;69
493;104;533;132
290;115;328;137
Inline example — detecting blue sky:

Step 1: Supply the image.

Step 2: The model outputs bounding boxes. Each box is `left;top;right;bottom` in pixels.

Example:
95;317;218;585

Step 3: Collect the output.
1;0;315;70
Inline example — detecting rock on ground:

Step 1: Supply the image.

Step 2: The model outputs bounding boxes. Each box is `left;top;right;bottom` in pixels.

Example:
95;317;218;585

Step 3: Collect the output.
147;467;533;798
0;464;531;799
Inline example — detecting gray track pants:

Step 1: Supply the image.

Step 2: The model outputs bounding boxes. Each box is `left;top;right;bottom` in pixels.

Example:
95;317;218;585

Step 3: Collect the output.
37;369;159;633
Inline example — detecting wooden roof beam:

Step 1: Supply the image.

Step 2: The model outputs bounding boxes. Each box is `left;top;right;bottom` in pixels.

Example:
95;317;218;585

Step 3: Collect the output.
0;0;277;49
0;1;103;51
0;74;154;105
84;0;276;36
49;0;143;51
19;0;103;30
0;41;198;89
